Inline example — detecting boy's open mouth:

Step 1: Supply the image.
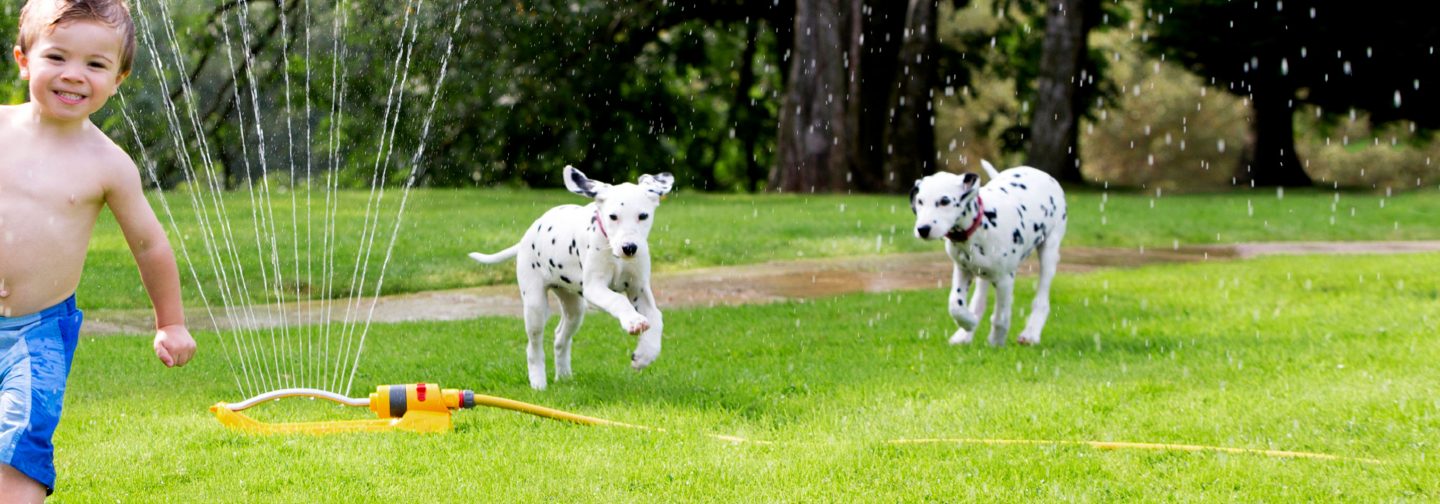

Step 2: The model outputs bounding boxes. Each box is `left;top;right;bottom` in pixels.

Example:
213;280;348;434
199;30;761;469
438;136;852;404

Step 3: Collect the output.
54;91;87;105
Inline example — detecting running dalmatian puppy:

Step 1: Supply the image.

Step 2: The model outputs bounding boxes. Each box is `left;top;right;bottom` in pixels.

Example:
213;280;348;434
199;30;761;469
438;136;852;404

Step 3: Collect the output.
910;160;1067;346
470;166;674;390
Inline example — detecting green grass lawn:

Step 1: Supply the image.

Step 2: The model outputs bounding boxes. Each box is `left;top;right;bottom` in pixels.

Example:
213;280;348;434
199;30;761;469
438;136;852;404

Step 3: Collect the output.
55;252;1439;501
79;186;1440;309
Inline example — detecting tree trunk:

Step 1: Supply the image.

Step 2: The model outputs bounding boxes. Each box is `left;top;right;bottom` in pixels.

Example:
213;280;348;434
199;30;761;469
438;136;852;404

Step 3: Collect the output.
880;0;938;193
1242;84;1311;187
733;22;766;192
770;0;854;192
1027;0;1089;184
854;1;907;191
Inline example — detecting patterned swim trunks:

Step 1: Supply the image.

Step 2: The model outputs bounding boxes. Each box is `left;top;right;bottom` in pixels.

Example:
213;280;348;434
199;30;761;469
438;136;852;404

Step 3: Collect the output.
0;295;82;495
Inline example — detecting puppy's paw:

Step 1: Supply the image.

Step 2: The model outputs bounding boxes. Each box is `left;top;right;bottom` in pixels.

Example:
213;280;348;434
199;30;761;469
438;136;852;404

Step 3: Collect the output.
948;330;974;345
529;365;548;390
1016;331;1041;346
621;314;650;335
630;349;659;370
986;329;1008;347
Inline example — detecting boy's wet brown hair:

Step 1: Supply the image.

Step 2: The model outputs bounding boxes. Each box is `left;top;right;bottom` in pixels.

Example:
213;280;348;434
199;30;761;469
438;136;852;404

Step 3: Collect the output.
16;0;135;76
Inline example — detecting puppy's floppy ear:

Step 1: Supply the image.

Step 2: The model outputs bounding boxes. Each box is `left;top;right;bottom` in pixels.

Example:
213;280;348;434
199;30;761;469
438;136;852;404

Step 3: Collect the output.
909;179;921;214
638;172;675;199
563;165;609;198
961;172;980;191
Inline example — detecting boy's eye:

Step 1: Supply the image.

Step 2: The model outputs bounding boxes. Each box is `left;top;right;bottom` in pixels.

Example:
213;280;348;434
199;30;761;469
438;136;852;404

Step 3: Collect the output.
45;55;64;61
609;214;618;221
88;62;107;69
639;213;649;221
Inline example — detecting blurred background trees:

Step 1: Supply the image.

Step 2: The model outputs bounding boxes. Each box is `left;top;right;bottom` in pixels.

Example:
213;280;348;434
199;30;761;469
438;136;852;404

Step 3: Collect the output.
1144;0;1440;188
1;0;1435;192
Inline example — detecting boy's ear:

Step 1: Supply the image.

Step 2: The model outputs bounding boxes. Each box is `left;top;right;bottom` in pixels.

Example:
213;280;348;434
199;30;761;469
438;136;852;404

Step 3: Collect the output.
12;46;29;80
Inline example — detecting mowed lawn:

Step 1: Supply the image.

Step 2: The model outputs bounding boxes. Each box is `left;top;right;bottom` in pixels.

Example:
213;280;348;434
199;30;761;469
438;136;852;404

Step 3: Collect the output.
55;252;1438;501
79;186;1440;309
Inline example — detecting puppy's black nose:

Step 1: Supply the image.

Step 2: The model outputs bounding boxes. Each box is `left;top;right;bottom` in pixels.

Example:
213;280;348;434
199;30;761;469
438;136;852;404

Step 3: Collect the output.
621;243;638;256
916;225;932;238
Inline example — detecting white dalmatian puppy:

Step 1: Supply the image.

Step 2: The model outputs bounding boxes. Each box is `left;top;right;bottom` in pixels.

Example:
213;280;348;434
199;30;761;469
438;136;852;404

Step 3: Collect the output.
911;160;1067;346
469;165;674;390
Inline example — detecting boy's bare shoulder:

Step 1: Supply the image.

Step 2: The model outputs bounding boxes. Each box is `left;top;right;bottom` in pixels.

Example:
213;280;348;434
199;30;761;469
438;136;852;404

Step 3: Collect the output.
0;104;23;132
83;122;142;184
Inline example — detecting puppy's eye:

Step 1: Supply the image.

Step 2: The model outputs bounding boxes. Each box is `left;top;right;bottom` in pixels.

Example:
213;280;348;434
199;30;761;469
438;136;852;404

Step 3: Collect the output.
916;200;924;206
939;196;952;206
609;214;618;221
639;213;649;221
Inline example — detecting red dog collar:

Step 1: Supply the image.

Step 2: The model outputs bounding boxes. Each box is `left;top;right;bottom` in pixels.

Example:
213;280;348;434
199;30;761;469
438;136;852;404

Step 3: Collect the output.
946;196;984;242
594;210;609;239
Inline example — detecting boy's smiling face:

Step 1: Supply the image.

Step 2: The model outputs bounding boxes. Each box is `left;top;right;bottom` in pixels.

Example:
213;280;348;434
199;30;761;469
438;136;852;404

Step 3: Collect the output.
13;19;128;124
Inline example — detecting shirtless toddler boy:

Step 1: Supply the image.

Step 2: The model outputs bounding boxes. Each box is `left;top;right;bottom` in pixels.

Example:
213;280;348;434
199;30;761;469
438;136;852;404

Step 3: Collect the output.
1;0;195;500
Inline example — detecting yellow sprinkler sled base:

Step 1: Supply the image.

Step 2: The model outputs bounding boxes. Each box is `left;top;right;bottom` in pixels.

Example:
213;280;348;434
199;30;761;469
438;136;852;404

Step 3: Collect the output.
211;383;476;434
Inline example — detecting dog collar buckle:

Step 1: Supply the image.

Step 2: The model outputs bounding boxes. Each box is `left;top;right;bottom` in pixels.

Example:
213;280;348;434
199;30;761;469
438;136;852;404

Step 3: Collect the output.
946;196;984;243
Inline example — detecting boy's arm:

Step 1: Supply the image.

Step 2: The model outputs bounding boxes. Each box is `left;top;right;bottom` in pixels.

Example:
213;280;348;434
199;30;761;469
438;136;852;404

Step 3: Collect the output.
106;156;195;367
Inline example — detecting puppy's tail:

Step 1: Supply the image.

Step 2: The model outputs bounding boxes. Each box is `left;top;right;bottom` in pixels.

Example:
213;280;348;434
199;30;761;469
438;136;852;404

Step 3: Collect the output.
980;159;1002;180
468;244;521;265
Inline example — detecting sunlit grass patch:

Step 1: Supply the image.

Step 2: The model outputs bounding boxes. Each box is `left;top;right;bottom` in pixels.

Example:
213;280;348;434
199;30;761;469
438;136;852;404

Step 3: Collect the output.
57;253;1439;501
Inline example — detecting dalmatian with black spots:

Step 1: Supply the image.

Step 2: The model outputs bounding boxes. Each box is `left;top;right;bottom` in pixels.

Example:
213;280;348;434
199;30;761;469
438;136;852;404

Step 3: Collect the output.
469;165;674;390
910;160;1067;347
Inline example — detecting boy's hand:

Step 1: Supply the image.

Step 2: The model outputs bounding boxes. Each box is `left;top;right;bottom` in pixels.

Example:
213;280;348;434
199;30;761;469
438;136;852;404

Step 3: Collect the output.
154;325;196;367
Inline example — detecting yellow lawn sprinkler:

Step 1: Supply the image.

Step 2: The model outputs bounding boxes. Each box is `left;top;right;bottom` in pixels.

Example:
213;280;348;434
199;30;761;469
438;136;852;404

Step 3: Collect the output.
211;383;640;435
209;385;1382;462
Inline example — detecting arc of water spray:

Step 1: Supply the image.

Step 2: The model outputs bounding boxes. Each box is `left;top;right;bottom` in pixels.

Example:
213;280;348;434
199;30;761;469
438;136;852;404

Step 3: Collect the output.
330;0;420;393
131;0;468;398
343;0;472;396
126;0;257;397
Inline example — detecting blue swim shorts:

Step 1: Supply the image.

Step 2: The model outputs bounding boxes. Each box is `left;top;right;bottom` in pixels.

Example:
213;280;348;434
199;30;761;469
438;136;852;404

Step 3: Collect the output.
0;295;82;495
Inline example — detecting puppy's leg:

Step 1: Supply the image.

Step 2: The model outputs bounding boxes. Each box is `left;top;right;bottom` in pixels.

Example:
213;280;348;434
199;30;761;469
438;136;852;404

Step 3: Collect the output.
520;279;551;390
987;274;1015;347
552;289;586;381
970;275;989;322
629;285;664;370
1019;231;1063;346
583;282;649;335
948;265;979;345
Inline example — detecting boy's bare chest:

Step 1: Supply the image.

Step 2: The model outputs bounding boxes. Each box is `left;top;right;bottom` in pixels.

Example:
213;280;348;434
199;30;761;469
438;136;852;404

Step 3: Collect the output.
0;150;107;209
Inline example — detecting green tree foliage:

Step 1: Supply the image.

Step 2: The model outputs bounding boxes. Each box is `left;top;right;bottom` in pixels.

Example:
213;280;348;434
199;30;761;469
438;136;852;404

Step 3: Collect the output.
2;0;28;103
5;0;787;191
943;0;1121;159
1144;0;1440;186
